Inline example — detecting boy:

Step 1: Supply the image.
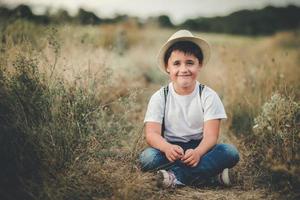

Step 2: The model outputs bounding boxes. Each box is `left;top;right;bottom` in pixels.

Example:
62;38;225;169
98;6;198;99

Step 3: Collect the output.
139;30;239;188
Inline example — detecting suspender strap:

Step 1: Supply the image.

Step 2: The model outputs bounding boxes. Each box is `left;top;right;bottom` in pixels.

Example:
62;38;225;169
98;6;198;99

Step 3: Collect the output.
161;84;205;137
161;86;168;137
199;84;205;112
199;84;204;98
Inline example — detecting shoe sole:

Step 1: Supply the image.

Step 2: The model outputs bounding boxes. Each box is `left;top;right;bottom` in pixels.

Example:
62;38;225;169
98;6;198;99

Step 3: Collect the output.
219;168;231;186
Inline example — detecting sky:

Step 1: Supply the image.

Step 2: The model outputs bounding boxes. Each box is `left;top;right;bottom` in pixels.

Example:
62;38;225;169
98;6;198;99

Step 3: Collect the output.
1;0;300;24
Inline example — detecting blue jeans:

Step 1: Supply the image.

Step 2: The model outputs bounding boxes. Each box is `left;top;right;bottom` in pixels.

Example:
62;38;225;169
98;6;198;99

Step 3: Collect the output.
139;140;239;185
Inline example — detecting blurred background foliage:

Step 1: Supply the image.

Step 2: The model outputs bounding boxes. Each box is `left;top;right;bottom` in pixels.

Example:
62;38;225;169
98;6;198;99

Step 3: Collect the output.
0;4;300;35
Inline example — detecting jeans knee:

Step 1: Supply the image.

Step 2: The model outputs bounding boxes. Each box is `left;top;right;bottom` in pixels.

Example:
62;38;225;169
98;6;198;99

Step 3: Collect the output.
139;148;160;171
218;144;240;166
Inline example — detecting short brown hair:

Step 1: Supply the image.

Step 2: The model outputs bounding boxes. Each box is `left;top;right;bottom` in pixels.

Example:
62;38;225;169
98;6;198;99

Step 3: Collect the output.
164;41;203;65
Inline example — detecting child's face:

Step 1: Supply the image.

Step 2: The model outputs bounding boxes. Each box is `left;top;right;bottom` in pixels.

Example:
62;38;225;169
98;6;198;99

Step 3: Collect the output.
166;50;202;90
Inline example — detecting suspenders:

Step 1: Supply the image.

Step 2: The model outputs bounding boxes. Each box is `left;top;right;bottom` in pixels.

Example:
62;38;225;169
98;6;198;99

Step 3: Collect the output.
161;86;169;136
161;84;205;137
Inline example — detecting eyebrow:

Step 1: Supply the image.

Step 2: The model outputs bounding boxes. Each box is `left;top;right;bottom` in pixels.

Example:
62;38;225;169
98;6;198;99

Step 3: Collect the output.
171;59;195;64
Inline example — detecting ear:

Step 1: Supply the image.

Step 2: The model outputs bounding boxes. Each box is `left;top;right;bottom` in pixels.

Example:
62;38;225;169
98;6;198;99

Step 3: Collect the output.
165;65;170;73
198;60;203;68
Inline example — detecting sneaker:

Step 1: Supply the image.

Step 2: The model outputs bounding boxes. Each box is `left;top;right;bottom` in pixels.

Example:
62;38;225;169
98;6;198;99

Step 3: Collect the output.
217;168;231;186
157;170;183;188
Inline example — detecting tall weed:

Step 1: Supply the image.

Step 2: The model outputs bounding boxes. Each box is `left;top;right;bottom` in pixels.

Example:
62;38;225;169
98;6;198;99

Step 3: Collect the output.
237;91;300;195
0;26;140;199
252;92;299;190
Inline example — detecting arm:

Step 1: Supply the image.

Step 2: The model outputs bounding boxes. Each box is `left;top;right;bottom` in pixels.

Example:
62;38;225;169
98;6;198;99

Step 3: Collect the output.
145;122;169;152
181;119;220;167
145;122;184;162
195;119;220;156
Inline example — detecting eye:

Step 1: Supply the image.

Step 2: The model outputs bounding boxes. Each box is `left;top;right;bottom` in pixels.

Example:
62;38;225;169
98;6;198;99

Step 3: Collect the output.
173;61;180;66
186;60;194;66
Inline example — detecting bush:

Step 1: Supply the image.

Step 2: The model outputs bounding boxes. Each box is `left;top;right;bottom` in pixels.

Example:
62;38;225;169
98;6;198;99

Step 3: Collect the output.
0;55;51;199
251;92;300;191
0;51;137;199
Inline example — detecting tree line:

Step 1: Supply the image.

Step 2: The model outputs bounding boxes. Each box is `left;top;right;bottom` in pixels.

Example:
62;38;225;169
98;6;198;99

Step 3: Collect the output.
0;4;299;35
180;5;300;35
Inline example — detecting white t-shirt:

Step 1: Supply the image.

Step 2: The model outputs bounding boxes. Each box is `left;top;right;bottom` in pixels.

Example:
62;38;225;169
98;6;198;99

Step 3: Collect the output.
144;81;227;142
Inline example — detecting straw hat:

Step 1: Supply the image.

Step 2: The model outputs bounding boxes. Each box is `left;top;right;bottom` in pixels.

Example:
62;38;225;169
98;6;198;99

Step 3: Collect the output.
157;30;211;74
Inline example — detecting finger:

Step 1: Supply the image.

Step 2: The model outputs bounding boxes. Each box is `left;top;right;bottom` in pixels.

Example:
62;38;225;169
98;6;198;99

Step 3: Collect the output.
186;161;194;166
192;162;198;167
171;150;182;159
174;148;183;156
186;150;195;158
182;151;193;161
170;150;177;157
174;151;184;159
181;154;188;161
175;146;184;155
166;153;172;162
185;149;193;155
183;156;194;164
169;154;176;162
187;159;197;166
167;156;174;162
174;153;181;160
178;146;184;152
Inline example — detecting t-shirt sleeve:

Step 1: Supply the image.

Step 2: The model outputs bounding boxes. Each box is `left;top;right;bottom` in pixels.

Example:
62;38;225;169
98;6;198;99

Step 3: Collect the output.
144;89;164;124
202;87;227;122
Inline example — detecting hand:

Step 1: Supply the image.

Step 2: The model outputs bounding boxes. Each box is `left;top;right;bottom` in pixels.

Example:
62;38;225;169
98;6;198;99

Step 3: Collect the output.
181;149;201;167
164;144;184;162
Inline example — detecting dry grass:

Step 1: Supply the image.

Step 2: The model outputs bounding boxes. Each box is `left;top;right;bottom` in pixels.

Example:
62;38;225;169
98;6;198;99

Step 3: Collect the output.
0;21;299;199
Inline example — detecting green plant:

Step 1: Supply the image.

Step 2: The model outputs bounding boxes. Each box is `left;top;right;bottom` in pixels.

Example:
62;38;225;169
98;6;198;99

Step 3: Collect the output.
0;36;139;200
251;92;300;191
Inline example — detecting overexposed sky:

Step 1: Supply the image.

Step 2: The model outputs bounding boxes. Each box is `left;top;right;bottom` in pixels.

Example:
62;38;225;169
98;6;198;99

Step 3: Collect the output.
1;0;300;23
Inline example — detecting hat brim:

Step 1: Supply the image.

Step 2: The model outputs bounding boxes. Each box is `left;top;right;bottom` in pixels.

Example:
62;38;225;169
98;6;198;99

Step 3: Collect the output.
157;36;211;74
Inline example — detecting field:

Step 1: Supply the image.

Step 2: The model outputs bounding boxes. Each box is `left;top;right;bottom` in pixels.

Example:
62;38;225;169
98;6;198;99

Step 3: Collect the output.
0;20;299;200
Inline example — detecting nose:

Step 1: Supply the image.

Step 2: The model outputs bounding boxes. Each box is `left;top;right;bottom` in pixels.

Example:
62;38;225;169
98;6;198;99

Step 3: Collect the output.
179;64;189;73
